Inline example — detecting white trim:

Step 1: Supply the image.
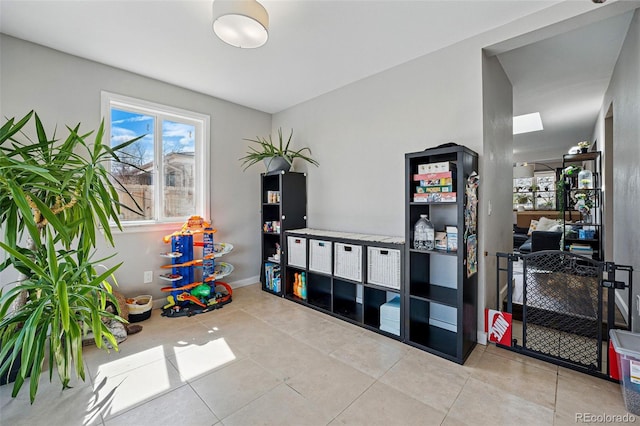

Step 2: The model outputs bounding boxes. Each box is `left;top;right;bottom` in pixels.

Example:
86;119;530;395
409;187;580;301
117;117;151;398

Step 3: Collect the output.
100;91;211;225
228;275;260;289
477;330;488;345
103;221;185;235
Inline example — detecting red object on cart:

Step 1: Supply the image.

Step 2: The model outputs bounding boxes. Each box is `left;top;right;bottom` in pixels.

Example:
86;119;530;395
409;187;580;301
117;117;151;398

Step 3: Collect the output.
610;339;620;380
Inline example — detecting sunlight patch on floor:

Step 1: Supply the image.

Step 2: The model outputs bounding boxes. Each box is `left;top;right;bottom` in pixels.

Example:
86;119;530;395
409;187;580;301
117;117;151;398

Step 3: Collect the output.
171;337;237;381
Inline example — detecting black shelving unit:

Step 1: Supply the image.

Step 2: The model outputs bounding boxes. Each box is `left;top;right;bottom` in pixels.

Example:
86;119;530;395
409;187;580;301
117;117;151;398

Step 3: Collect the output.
260;171;307;295
404;145;478;364
284;229;404;340
561;152;603;261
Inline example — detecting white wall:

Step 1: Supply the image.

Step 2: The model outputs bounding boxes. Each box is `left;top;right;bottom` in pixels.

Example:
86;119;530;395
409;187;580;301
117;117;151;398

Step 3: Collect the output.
480;52;514;339
2;2;632;335
272;3;629;338
273;40;484;236
592;9;640;329
0;35;271;301
273;42;488;340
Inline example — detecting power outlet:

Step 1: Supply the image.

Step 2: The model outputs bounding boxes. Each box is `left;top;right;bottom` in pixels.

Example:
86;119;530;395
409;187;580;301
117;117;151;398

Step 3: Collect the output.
144;271;153;283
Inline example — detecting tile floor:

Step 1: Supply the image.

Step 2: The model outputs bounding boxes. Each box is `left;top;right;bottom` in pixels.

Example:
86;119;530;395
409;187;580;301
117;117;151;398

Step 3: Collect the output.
0;283;633;425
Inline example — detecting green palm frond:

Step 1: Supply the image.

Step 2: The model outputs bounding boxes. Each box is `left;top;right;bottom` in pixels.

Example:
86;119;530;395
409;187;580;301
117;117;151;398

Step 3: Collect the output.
0;111;141;403
239;127;319;171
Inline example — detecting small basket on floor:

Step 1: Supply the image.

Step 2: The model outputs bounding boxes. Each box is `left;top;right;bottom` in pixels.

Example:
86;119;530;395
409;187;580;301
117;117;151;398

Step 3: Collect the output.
127;295;153;322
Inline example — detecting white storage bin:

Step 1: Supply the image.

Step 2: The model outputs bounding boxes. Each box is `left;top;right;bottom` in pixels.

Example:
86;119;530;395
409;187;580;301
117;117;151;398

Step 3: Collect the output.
380;296;401;321
429;302;457;332
287;236;307;268
334;242;362;281
309;239;332;274
367;247;401;290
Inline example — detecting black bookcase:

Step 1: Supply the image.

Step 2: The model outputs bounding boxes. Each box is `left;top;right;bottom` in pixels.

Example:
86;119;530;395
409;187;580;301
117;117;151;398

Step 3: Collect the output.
561;151;603;260
404;145;478;364
260;171;307;296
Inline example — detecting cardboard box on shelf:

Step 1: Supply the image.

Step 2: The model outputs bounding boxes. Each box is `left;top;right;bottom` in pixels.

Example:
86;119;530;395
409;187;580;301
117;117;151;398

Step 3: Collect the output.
413;192;457;203
435;232;447;251
416;185;453;193
417;162;456;174
413;171;455;181
446;226;458;252
420;178;453;187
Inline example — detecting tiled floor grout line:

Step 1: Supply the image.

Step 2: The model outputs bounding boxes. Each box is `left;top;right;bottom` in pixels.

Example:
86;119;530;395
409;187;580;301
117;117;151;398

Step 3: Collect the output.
437;349;485;426
325;376;378;425
3;285;629;425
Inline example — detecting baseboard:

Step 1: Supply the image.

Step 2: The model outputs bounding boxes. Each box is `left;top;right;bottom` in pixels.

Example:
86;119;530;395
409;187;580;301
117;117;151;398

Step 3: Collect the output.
477;330;488;345
152;298;166;310
228;275;260;289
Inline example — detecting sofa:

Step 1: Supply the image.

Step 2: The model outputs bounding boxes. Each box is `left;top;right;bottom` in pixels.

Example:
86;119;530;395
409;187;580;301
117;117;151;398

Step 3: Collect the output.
514;216;564;253
518;230;563;253
513;224;529;250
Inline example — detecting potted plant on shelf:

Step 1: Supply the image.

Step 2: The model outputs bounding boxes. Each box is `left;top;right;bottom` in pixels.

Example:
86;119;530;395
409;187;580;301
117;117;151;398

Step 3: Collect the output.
240;127;319;172
0;111;142;403
578;141;590;153
574;191;595;223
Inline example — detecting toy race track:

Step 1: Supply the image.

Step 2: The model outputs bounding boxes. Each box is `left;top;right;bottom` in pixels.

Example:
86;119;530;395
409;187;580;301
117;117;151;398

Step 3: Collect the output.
158;216;234;318
161;282;233;317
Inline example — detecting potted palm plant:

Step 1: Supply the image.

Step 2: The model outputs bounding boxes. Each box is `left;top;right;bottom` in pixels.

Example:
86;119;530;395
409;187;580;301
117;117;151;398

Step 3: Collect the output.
0;111;141;403
240;127;319;172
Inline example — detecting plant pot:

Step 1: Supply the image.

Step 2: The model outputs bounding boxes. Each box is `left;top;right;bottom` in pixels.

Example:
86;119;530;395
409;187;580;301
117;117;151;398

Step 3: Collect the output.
580;148;588;153
0;347;25;385
263;156;291;173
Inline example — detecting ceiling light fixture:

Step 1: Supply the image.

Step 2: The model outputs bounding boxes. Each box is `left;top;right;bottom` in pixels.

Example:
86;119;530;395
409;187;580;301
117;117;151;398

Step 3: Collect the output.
513;112;543;135
212;0;269;49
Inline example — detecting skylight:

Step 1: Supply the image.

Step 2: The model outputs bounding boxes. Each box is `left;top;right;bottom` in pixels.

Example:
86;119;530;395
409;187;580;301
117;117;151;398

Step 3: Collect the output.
513;112;543;135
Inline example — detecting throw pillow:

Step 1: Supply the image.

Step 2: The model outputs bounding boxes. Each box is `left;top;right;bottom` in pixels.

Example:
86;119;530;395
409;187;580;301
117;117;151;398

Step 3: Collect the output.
527;220;539;236
548;224;563;233
536;216;561;232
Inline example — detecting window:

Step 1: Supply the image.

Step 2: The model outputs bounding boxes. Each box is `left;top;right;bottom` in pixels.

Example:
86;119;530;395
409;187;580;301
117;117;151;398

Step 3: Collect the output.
513;171;556;211
102;92;210;225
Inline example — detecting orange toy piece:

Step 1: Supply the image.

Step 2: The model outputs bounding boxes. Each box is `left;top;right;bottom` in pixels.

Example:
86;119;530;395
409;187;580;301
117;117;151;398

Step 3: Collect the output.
176;292;206;307
161;281;202;292
162;215;217;244
160;253;216;269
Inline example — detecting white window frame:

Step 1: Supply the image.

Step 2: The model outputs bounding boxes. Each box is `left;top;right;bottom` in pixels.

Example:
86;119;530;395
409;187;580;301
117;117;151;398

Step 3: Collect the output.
101;91;210;229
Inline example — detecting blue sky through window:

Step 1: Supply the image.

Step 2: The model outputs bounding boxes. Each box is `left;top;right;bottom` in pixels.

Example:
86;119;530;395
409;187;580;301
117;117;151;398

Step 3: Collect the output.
111;109;196;165
111;108;155;165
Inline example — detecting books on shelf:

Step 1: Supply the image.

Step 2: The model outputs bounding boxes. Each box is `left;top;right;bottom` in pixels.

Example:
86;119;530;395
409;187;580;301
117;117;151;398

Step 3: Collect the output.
569;243;593;256
264;262;281;293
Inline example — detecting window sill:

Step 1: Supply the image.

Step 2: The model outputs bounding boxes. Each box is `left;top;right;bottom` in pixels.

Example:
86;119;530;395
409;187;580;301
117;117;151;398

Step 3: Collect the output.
105;221;187;235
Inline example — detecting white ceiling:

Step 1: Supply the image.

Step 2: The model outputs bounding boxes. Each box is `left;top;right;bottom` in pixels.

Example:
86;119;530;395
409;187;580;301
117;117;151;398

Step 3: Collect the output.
0;0;564;113
0;1;637;161
500;10;634;163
